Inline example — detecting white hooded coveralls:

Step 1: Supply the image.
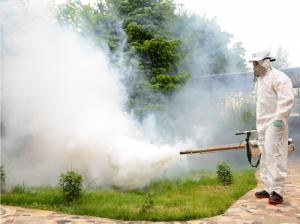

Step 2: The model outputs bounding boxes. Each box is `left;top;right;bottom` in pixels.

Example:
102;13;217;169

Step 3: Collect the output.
255;66;294;196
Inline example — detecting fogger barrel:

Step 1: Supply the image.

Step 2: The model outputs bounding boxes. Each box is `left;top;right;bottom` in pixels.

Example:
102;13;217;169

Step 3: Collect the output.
179;144;246;155
180;139;295;156
179;130;295;167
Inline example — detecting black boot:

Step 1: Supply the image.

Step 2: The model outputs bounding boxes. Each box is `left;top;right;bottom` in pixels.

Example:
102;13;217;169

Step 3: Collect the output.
255;190;270;198
269;191;283;204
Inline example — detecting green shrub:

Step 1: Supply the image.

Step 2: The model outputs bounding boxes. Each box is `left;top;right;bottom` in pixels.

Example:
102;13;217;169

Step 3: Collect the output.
59;170;82;202
216;162;233;185
0;165;5;193
139;192;154;214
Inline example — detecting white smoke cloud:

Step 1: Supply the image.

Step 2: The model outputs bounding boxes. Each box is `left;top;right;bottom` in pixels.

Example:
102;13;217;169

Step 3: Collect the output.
1;0;190;189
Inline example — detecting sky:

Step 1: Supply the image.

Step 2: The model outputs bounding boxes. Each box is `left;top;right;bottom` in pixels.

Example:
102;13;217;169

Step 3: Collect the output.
175;0;300;67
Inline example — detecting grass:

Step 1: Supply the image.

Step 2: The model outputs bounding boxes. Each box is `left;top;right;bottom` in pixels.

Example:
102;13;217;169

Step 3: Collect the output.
1;170;256;221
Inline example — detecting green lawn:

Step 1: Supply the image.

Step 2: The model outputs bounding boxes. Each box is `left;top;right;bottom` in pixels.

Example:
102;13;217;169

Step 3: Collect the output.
1;170;256;221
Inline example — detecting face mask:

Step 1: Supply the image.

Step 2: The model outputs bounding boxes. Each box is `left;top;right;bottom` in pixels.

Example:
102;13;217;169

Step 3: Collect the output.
253;58;271;77
254;64;267;77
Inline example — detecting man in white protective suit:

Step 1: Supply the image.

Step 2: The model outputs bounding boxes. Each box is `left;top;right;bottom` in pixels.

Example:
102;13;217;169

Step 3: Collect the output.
249;50;294;204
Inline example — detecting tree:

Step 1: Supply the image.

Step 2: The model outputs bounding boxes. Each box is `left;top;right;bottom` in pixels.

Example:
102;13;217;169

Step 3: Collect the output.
272;46;290;69
170;14;247;76
57;0;125;51
57;1;190;114
56;0;247;117
103;0;190;115
228;42;247;72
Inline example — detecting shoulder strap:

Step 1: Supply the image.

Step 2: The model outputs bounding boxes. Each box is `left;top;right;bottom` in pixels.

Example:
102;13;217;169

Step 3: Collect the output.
245;132;261;168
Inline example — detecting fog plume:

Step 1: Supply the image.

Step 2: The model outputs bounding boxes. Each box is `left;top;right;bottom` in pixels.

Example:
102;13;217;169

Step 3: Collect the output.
1;1;190;189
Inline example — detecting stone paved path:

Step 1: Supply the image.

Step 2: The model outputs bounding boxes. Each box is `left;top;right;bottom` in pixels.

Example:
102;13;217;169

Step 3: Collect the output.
1;158;300;224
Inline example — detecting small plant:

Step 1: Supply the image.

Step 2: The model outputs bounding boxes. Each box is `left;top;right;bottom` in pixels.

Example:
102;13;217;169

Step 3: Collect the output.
216;162;233;185
59;170;82;202
139;192;154;214
0;165;5;193
11;184;25;193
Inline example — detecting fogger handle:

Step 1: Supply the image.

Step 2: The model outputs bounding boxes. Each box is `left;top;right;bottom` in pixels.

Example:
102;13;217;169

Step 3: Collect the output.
235;132;245;135
235;130;257;136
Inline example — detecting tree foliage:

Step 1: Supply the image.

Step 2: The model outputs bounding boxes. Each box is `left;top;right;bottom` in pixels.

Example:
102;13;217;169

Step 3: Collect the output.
170;14;247;75
108;0;190;104
57;0;124;51
272;46;290;69
56;0;247;116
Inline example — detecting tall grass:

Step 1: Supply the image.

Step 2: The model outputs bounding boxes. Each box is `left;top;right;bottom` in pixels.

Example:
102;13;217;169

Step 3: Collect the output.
1;170;256;221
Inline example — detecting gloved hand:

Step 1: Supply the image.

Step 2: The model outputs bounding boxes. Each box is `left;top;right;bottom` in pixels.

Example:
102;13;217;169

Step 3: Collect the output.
273;119;283;128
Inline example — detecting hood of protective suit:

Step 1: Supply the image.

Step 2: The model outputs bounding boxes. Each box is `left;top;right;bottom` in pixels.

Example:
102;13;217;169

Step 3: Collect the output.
249;50;275;77
249;50;276;62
